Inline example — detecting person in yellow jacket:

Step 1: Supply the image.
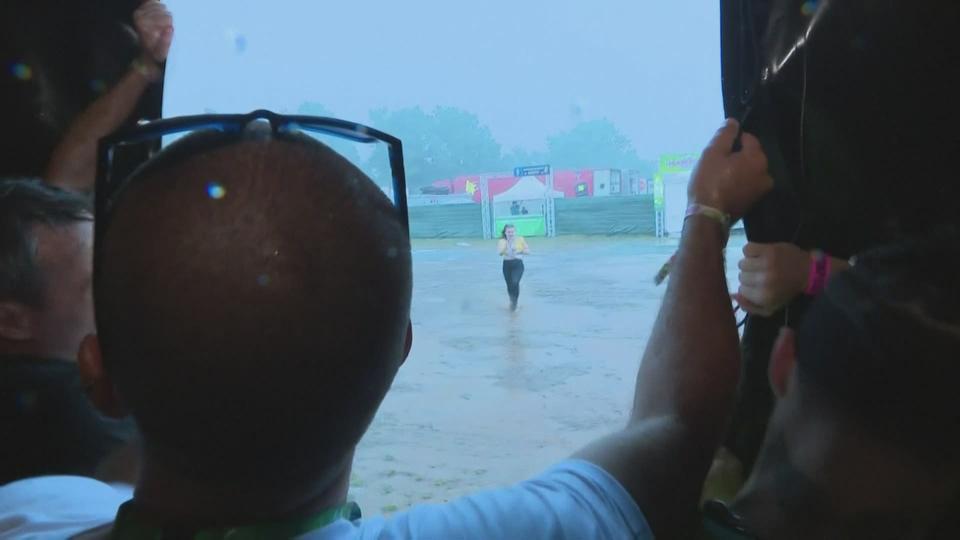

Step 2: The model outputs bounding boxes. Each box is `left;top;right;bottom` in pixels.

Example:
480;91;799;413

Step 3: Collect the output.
497;224;530;311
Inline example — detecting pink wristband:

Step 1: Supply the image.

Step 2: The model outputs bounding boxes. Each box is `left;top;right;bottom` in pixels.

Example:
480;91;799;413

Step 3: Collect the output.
804;250;831;295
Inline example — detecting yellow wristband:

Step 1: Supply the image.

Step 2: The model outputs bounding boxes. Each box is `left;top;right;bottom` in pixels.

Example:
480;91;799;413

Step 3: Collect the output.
684;203;731;229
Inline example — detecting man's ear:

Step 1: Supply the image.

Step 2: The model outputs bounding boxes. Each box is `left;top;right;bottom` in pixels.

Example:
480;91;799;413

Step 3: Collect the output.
400;321;413;366
769;327;797;398
0;301;36;341
78;334;128;418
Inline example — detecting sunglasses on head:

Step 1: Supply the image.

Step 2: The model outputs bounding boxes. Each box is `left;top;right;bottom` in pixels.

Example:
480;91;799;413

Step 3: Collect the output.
93;109;409;249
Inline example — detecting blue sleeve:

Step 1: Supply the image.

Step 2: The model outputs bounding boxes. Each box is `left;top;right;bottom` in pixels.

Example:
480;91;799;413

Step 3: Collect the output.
355;459;653;540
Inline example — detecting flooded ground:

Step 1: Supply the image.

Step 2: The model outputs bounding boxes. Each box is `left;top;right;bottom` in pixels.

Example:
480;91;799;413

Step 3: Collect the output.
349;233;747;514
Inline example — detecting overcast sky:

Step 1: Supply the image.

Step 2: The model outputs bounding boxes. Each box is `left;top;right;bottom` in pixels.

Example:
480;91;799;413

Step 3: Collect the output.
164;0;722;159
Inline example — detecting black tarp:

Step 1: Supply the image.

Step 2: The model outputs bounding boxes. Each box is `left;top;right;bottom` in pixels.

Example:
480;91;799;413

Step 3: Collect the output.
720;0;960;469
723;0;960;252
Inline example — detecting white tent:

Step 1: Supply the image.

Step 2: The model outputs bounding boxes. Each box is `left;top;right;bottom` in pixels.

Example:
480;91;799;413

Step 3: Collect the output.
493;176;564;202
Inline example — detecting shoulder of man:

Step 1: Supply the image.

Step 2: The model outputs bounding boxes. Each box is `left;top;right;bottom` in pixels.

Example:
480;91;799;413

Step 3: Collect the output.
317;459;652;539
0;476;129;539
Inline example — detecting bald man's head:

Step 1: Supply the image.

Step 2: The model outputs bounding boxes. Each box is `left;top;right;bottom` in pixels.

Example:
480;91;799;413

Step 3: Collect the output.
95;128;411;490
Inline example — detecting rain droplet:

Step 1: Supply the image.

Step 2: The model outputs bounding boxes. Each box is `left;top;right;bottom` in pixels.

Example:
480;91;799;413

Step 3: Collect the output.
10;62;32;81
206;181;226;200
386;247;398;258
800;0;818;16
256;274;271;286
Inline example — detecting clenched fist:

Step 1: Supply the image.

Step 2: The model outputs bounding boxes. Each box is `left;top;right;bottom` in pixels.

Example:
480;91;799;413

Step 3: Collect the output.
688;119;772;222
134;0;174;63
733;242;811;316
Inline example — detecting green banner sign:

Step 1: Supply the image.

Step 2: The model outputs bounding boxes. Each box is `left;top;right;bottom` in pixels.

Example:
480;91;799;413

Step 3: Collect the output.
658;152;699;174
495;216;546;237
653;174;664;210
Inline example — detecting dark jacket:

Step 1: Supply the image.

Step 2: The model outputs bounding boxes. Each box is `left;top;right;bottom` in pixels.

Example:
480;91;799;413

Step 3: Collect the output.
0;355;135;484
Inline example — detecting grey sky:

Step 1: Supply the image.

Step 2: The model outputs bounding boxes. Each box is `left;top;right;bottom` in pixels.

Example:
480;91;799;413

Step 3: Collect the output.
164;0;722;159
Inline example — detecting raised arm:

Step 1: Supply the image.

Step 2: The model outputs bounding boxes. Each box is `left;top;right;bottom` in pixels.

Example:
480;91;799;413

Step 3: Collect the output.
45;0;172;192
574;119;772;537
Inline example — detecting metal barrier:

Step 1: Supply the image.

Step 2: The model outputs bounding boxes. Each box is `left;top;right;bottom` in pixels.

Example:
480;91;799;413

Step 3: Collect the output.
408;194;656;238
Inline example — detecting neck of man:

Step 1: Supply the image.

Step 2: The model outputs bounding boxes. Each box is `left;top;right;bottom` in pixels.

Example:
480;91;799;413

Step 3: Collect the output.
731;443;938;540
130;448;354;528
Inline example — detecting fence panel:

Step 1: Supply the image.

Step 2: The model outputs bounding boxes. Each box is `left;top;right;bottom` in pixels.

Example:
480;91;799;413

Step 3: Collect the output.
555;195;656;235
409;204;484;238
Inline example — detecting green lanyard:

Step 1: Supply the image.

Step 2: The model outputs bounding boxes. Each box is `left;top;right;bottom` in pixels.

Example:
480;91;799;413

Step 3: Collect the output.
110;500;361;539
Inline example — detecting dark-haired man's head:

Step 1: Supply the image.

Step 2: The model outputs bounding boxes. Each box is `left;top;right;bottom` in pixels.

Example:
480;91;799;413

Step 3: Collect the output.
0;179;94;361
81;128;412;519
738;232;960;538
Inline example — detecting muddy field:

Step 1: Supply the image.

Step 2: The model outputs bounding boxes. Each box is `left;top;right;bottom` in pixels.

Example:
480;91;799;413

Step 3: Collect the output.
349;234;747;514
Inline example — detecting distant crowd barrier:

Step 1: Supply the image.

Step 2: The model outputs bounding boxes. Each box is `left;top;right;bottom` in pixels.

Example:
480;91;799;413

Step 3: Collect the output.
408;195;656;239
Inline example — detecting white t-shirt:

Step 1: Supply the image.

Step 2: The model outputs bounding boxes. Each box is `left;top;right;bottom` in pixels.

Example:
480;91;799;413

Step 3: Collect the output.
0;476;131;539
0;460;651;540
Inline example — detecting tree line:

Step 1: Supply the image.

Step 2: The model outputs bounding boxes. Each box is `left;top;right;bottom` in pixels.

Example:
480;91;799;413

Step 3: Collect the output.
296;102;657;190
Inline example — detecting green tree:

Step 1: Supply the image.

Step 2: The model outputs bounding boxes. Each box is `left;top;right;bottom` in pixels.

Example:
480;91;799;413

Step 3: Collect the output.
367;106;505;190
545;118;656;175
502;146;549;170
295;101;363;165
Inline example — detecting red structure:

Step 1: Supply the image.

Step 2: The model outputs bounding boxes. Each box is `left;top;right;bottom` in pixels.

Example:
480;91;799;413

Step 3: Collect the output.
431;169;596;201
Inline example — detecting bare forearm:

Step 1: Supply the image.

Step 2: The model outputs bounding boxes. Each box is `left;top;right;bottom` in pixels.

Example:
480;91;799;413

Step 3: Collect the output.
572;121;769;537
631;217;741;440
45;64;154;192
574;217;742;536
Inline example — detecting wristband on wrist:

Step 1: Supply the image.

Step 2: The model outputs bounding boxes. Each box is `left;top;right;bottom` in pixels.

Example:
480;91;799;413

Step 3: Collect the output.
654;204;731;285
685;203;732;229
653;254;676;286
804;249;831;295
